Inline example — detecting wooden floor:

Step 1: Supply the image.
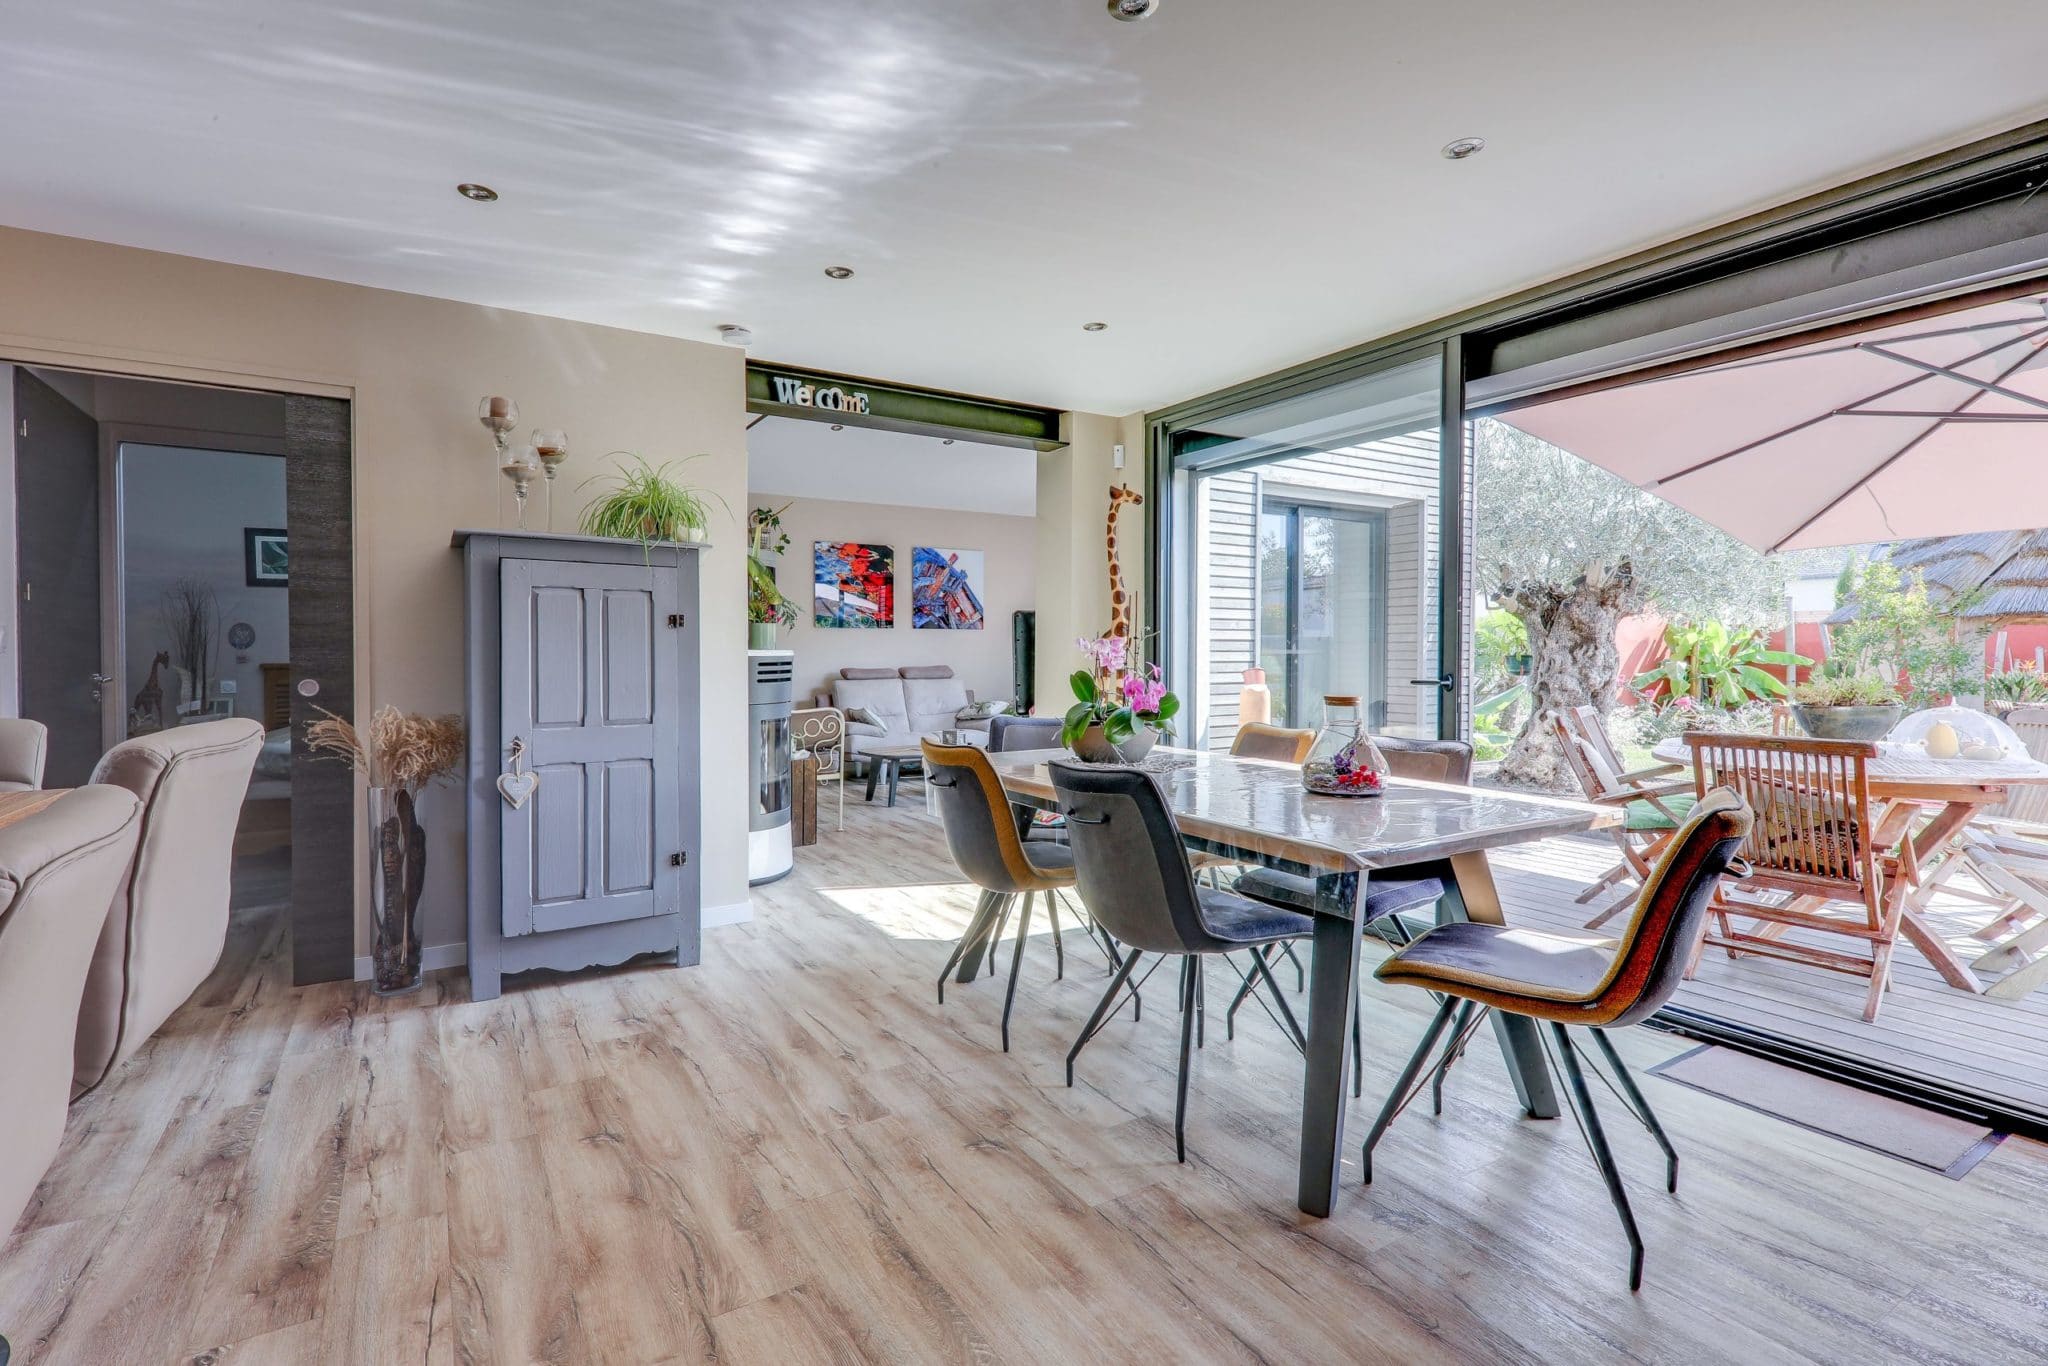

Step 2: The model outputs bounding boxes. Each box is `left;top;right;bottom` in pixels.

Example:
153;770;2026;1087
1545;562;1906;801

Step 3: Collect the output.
7;805;2048;1364
1495;837;2048;1116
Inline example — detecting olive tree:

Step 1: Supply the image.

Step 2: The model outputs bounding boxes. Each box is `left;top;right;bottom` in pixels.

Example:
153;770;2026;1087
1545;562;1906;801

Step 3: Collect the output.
1473;420;1795;788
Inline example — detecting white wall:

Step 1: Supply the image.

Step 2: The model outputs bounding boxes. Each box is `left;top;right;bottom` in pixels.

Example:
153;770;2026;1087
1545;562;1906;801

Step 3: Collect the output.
755;492;1034;707
120;444;288;724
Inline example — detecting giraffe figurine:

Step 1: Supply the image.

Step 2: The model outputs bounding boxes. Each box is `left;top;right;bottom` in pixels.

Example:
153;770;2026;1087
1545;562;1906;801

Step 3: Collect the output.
131;650;171;733
1106;483;1144;640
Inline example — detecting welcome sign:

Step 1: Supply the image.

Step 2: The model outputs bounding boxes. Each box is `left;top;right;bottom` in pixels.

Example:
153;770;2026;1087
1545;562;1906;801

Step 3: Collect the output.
767;375;871;415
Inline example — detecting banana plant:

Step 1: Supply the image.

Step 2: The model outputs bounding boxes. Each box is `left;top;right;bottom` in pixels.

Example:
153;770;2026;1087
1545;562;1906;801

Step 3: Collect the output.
1630;620;1811;708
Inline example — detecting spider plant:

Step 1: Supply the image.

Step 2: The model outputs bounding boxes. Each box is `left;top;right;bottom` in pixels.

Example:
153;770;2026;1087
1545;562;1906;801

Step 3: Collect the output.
578;453;727;546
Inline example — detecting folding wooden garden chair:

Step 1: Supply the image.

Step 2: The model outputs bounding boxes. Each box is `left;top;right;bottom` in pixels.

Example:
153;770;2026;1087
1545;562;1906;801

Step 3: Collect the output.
1553;705;1695;928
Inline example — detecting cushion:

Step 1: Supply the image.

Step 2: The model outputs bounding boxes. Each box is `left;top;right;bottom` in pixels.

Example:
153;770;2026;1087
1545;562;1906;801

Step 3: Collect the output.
834;676;909;724
1234;866;1446;923
1195;887;1314;946
846;718;887;737
1023;841;1074;875
839;667;897;680
845;707;886;729
899;665;955;679
1375;920;1617;1004
1625;791;1697;831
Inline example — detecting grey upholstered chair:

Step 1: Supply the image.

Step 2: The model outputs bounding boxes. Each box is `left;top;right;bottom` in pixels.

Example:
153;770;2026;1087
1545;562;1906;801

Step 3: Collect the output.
986;714;1063;752
0;787;144;1277
1050;759;1315;1162
1360;789;1753;1291
72;718;264;1096
925;738;1089;1052
0;718;49;793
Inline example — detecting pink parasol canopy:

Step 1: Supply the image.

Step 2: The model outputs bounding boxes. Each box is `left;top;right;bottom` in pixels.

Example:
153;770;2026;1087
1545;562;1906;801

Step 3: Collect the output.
1499;289;2048;552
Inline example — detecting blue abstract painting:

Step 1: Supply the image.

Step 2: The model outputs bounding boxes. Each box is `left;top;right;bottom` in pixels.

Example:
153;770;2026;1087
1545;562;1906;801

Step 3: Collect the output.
911;547;984;630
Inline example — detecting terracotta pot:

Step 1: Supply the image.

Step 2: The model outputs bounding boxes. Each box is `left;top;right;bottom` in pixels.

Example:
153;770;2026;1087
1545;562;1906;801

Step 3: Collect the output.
1791;703;1902;742
1068;723;1157;764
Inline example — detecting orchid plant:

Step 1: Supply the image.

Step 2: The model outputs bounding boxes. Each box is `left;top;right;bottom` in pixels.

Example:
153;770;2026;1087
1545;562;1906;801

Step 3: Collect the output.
1062;632;1180;747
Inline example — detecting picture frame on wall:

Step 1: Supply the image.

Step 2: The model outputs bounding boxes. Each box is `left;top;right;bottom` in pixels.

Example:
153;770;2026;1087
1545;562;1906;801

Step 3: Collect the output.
244;527;288;587
911;546;985;629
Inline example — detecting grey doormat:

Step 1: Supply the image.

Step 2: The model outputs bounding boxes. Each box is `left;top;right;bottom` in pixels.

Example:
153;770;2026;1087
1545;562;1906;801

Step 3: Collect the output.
1648;1045;2002;1179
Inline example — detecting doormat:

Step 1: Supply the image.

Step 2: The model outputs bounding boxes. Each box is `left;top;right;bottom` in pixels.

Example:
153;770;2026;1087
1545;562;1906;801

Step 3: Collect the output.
1648;1045;2003;1179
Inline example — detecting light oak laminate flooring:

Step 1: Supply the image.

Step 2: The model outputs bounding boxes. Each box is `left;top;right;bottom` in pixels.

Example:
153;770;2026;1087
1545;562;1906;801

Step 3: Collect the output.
5;811;2047;1364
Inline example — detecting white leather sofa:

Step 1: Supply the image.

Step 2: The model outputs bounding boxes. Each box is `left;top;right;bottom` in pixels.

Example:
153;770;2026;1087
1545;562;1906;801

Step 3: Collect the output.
0;718;49;793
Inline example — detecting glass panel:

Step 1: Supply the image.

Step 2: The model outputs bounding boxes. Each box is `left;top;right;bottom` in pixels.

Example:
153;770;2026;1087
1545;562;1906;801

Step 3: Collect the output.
1179;353;1448;751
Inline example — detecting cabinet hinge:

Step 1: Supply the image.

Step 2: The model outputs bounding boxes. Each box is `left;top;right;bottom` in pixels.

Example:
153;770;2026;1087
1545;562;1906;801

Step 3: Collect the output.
669;851;687;867
667;613;686;629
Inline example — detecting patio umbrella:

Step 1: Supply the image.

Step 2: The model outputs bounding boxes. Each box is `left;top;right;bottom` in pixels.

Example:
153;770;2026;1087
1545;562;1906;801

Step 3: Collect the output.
1498;288;2048;552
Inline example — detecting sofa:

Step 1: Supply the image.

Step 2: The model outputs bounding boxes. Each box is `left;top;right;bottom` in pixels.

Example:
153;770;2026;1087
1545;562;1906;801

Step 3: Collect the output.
817;666;1005;763
72;718;265;1096
0;718;49;793
0;786;144;1251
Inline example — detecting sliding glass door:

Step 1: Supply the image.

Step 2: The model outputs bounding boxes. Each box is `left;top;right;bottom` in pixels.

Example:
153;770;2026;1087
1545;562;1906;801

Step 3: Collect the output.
1158;348;1462;752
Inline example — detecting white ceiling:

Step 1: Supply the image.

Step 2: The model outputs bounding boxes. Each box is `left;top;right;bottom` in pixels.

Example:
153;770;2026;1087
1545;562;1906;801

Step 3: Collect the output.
4;2;2046;414
747;417;1036;517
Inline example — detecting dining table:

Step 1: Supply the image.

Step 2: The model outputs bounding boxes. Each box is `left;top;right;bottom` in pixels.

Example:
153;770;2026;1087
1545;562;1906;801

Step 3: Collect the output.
1650;735;2048;993
979;746;1619;1218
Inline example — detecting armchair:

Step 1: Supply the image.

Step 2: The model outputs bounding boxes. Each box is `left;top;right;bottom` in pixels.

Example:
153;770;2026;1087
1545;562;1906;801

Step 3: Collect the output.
0;718;49;792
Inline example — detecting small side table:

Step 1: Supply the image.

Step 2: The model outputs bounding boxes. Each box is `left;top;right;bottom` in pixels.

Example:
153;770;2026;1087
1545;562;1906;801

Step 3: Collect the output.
862;744;925;806
791;753;819;848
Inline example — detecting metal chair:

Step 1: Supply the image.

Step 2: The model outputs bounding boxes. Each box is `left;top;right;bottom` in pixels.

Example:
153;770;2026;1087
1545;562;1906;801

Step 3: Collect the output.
1050;759;1315;1161
789;706;846;833
924;739;1102;1051
1359;789;1754;1290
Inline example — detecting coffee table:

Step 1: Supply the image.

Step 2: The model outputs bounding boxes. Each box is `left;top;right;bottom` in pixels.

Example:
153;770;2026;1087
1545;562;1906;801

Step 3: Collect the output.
861;743;926;806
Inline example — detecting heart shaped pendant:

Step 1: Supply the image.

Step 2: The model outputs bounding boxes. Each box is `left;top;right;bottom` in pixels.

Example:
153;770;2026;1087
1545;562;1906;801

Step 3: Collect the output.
497;769;538;810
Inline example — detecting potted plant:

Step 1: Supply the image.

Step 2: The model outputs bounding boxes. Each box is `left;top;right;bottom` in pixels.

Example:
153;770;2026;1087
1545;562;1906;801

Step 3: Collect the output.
578;453;725;547
305;705;465;995
747;503;800;649
1061;633;1179;763
1791;674;1903;741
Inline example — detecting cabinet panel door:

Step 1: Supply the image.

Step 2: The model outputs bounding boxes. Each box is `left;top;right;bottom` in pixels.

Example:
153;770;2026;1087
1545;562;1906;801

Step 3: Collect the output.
500;558;680;936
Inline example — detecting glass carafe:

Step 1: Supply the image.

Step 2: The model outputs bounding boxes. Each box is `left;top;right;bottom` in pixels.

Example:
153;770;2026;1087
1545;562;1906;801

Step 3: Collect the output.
1301;695;1388;797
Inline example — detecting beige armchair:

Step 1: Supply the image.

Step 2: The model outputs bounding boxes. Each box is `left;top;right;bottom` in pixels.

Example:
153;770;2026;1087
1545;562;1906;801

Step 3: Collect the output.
0;717;49;792
71;718;264;1097
0;786;143;1244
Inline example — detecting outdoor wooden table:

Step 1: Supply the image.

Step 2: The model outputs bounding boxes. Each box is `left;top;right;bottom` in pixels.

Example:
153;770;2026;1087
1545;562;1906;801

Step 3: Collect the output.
1652;736;2048;993
982;746;1618;1218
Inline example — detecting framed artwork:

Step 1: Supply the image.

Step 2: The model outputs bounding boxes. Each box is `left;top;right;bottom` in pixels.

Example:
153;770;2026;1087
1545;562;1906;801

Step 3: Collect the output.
814;541;894;627
243;527;288;587
911;547;985;629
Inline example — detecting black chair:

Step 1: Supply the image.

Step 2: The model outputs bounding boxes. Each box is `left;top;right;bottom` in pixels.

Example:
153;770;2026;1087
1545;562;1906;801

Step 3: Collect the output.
1359;789;1754;1290
987;714;1064;752
1050;760;1314;1161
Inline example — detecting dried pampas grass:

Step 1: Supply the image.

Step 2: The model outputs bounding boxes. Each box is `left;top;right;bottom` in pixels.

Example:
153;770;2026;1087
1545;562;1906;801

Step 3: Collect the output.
306;705;465;794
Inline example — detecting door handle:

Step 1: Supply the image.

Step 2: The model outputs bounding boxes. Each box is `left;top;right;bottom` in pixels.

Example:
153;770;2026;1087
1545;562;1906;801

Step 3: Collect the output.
90;672;113;700
1409;673;1456;691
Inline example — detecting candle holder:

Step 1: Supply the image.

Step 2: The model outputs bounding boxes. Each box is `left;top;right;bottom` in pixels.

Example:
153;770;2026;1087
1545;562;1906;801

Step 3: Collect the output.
532;428;568;530
500;443;542;530
479;395;521;519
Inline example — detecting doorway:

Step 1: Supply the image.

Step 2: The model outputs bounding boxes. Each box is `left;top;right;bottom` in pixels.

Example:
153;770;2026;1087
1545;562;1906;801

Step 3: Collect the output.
4;363;356;984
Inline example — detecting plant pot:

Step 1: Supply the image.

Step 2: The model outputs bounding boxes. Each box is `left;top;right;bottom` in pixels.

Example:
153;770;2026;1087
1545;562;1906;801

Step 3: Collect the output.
367;786;427;996
1505;653;1533;677
749;621;778;649
1792;703;1902;742
1068;723;1157;764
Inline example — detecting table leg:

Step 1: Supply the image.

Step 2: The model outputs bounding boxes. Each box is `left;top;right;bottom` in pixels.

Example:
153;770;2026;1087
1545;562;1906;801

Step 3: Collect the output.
886;761;901;807
1443;852;1560;1120
1897;800;1990;994
1297;869;1367;1217
865;760;881;803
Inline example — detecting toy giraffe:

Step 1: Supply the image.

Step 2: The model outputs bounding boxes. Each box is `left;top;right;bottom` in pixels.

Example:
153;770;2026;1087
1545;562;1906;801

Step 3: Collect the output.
1106;483;1144;639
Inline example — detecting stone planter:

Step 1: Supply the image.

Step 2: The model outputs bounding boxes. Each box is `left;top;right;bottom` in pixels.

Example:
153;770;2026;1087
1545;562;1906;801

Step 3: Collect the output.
1068;723;1158;764
1791;703;1902;742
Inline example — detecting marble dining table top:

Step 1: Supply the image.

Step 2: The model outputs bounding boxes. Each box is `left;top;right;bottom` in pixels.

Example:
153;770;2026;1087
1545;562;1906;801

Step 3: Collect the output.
986;747;1618;875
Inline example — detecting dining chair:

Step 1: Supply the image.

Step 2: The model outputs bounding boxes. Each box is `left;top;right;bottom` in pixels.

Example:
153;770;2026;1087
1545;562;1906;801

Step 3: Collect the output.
789;706;846;833
1681;732;1910;1021
924;738;1100;1051
1554;706;1695;928
1049;759;1314;1161
1359;789;1753;1290
1906;705;2048;998
988;714;1070;845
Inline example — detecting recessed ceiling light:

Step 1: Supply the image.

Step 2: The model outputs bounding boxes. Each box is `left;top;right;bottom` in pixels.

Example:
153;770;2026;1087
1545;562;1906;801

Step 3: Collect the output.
1440;138;1486;161
831;423;844;431
456;183;498;202
1107;0;1160;19
823;265;855;280
1083;321;1109;332
715;323;754;347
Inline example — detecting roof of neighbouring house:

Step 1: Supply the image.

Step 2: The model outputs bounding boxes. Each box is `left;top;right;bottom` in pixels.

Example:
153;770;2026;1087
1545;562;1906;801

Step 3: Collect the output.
1826;530;2048;625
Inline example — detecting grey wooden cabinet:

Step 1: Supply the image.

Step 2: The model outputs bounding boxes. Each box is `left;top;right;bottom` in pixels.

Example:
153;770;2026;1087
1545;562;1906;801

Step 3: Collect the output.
455;530;704;1001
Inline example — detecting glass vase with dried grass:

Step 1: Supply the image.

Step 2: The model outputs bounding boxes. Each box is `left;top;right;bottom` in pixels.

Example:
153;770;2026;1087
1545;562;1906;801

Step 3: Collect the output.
306;706;466;994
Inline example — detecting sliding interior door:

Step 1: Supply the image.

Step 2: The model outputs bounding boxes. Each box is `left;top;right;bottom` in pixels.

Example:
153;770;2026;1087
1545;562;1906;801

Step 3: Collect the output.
13;368;105;785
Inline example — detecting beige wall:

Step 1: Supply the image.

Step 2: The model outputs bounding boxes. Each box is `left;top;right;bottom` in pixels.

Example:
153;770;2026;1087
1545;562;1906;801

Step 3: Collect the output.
1034;411;1149;714
0;225;751;957
756;493;1034;707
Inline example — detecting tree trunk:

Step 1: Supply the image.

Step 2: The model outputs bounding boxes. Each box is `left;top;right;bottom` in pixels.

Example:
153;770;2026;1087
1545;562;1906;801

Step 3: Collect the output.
1495;563;1639;791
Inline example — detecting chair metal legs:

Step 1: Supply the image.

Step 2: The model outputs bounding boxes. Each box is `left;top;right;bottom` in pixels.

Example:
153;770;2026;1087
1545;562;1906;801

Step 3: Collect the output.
936;890;1003;1004
1545;1023;1647;1291
1587;1028;1679;1193
1359;997;1459;1185
1176;954;1198;1161
1066;947;1147;1086
1000;893;1035;1053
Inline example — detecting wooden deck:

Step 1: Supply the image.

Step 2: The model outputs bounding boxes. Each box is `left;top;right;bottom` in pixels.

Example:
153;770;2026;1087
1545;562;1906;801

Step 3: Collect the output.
1490;835;2048;1120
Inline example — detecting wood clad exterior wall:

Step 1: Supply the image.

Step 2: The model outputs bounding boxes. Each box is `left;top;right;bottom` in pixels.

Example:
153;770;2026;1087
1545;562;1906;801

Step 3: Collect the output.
1194;430;1444;750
